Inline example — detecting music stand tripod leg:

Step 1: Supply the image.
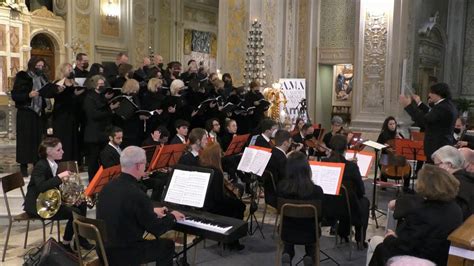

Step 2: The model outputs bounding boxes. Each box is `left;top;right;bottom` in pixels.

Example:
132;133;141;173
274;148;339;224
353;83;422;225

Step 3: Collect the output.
246;174;265;238
371;149;380;228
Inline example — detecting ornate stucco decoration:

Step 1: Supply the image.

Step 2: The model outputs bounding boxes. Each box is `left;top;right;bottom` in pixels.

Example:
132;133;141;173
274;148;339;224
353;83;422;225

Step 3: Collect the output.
31;6;58;19
417;12;446;71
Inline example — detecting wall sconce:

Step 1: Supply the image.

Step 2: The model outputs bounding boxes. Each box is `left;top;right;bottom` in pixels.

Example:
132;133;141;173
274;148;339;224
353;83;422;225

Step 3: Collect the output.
103;0;119;24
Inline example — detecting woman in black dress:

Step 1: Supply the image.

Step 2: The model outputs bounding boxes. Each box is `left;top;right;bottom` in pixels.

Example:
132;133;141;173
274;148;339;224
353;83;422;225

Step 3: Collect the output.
277;151;324;266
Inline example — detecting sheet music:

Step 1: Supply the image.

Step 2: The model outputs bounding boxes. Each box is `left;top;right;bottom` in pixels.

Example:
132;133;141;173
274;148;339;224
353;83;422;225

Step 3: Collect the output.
345;151;374;177
237;147;272;176
164;169;210;208
75;78;86;86
449;245;474;260
309;163;344;195
362;140;387;150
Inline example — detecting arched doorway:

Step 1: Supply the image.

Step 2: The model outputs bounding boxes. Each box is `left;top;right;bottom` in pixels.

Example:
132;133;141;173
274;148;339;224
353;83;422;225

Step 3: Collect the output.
30;33;55;81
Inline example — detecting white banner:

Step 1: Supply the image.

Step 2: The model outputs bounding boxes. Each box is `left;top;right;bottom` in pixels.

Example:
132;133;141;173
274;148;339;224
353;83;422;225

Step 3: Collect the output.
279;78;307;125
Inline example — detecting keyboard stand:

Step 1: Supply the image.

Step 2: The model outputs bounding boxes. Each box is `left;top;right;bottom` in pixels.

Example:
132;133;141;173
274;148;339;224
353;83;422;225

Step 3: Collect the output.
246;174;264;238
175;232;203;266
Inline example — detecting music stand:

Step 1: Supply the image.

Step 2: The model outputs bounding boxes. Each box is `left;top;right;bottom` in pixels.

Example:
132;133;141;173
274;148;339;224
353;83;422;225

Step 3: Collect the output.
142;144;159;166
394;139;426;189
224;134;250;157
84;165;121;197
147;144;186;173
361;140;387;228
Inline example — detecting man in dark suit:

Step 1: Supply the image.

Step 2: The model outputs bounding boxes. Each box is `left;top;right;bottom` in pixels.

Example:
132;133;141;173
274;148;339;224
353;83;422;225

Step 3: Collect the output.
97;146;185;266
264;130;295;208
169;119;189;144
400;83;458;162
74;52;89;78
292;123;314;155
249;118;277;149
454;116;474;149
99;126;123;168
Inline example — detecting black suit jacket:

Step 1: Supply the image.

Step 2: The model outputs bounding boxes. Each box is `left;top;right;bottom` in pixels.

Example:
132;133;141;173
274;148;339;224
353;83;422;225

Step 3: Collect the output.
24;159;62;215
169;135;186;145
97;173;176;251
404;99;458;160
453;169;474;220
250;134;272;149
371;200;463;266
177;151;199;167
99;144;121;168
264;148;287;208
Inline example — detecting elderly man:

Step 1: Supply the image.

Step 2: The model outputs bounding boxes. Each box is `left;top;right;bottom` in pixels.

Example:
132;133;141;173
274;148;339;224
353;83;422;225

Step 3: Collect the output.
459;147;474;172
97;146;184;266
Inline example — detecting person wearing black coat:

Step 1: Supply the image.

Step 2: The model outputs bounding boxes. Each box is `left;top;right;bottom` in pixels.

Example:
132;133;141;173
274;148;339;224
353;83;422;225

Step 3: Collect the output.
265;130;291;208
52;63;86;162
453;116;474;149
24;138;90;251
368;164;463;266
83;76;119;181
245;81;266;130
97;146;185;266
11;57;55;176
103;52;129;86
249;118;277;149
177;128;208;167
219;119;238;152
322;134;370;246
400;83;458;162
99;127;122;169
277;152;324;265
199;142;246;251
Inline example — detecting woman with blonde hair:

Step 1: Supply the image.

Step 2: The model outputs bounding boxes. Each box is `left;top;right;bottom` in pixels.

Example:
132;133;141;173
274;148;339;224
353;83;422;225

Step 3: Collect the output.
51;62;85;161
199;142;246;250
368;164;463;265
141;77;166;135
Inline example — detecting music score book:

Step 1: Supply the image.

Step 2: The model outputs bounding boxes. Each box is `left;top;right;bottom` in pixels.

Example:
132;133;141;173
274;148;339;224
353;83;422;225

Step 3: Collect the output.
309;161;345;195
164;166;213;208
345;150;375;177
237;146;272;176
362;140;388;150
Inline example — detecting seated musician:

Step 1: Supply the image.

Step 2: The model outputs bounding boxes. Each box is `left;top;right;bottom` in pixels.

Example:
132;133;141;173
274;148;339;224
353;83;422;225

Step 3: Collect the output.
97;146;185;266
178;128;208;167
322;116;345;149
99;126;123;168
322;134;370;247
206;118;221;144
142;125;170;146
290;117;306;137
169;119;189;144
199;142;246;251
220;119;238;152
432;146;474;220
376;116;409;189
292;123;314;155
367;164;462;265
277;151;324;266
376;116;404;146
454;116;474;148
265;130;299;208
249;118;278;149
24;137;92;252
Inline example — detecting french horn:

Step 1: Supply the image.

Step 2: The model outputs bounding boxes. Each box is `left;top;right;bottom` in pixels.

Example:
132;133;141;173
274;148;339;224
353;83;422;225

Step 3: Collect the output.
36;162;93;219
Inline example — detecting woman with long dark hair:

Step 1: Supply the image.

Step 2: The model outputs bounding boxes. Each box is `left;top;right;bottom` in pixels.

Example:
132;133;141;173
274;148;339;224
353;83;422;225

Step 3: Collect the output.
377;116;403;145
277;151;324;266
323;134;370;247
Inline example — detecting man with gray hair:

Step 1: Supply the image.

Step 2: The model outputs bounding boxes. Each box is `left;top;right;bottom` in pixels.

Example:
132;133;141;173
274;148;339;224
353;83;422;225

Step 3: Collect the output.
97;146;184;266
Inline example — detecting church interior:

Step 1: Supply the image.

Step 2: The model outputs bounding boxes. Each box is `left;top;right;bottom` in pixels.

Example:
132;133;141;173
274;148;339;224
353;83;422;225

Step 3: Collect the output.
0;0;474;265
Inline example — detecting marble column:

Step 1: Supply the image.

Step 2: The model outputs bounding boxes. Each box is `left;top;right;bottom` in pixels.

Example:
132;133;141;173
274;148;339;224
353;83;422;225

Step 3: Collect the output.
351;0;412;131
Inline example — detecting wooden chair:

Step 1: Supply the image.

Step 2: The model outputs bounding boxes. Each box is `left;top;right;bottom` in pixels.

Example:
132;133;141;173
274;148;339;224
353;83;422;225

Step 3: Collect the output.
275;197;323;266
72;212;109;266
2;172;46;262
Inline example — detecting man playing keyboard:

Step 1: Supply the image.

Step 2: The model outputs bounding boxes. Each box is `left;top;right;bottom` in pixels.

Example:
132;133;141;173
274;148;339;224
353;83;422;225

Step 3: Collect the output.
97;146;185;266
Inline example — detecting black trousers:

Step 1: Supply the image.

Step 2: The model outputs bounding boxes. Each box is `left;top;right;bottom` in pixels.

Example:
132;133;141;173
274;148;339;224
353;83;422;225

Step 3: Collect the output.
28;203;86;241
86;142;106;181
283;243;315;259
106;239;174;266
